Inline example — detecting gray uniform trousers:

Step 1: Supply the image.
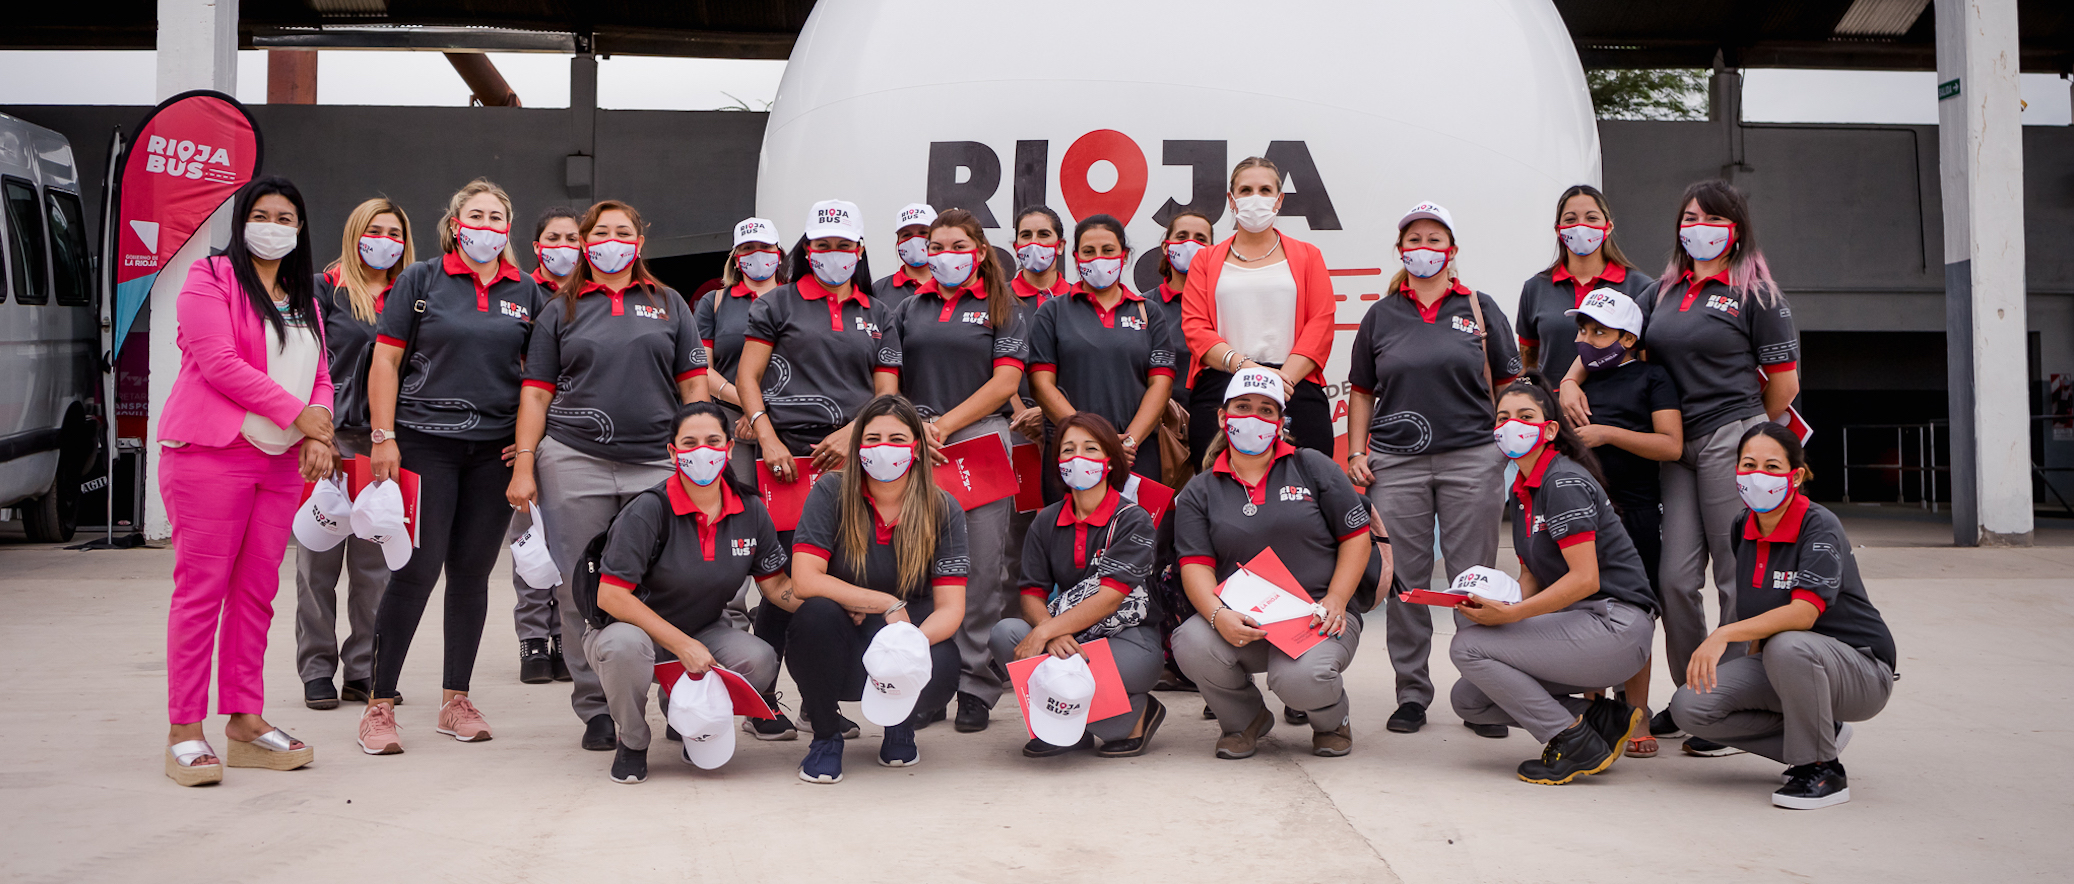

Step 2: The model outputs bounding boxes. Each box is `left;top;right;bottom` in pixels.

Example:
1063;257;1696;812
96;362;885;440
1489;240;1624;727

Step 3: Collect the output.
990;621;1163;743
1450;599;1656;742
948;415;1015;707
1364;445;1504;707
506;506;557;643
293;428;390;683
1659;413;1771;685
583;620;779;751
1669;630;1894;766
1173;611;1362;735
534;436;677;723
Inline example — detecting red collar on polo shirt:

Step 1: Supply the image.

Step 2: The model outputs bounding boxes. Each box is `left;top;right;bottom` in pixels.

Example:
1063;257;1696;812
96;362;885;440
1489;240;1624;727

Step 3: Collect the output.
667;476;746;561
890;266;927;290
1743;491;1820;611
797;273;871;332
1509;445;1559;524
577;278;655;317
915;276;987;321
1012;272;1069;303
530;267;561;289
1155;282;1183;303
1211;439;1298;506
729;281;761;299
322;266;392;313
442;250;523;311
860;486;899;544
1400;277;1475;324
1057;485;1123;571
1070;284;1145;329
1679;268;1732;311
1552;261;1628;305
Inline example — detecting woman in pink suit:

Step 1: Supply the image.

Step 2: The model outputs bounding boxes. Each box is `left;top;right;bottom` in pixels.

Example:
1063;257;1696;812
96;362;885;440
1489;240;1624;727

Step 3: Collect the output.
160;177;338;786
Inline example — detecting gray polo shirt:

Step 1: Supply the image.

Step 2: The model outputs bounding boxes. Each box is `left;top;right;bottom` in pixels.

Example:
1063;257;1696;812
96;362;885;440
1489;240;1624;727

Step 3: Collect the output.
1009;274;1071;410
1640;272;1798;439
1149;282;1190;396
599;480;788;662
375;252;544;440
314;268;384;430
1514;262;1657;378
1509;452;1658;615
1345;281;1522;456
886;278;1029;419
694;282;763;385
523;280;705;463
792;474;970;622
1026;286;1177;434
1173;442;1371;601
743;276;901;430
872;268;927;315
1018;486;1157;600
1732;497;1895;668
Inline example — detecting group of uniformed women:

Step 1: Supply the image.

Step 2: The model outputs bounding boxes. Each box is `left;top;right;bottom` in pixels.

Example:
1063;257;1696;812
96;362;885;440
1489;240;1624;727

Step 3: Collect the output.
161;163;1894;812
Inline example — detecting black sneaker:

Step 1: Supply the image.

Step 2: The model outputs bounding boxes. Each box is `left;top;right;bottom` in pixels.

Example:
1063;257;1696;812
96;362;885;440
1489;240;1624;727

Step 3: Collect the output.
909;703;948;730
1386;701;1427;734
745;692;800;741
519;638;553;685
1649;708;1684;739
1517;720;1617;785
954;692;990;733
798;736;844;784
878;724;920;767
1773;760;1850;809
549;634;572;682
610;742;648;784
1583;697;1643;763
1283;707;1309;726
799;708;860;740
1682;736;1745;757
1023;734;1095;757
1462;721;1509;738
304;678;340;710
581;713;617;751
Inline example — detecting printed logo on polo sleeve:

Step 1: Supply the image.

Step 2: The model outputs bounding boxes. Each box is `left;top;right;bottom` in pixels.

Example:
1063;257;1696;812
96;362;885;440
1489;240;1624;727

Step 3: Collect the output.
1704;294;1741;317
1342;505;1369;530
500;300;532;321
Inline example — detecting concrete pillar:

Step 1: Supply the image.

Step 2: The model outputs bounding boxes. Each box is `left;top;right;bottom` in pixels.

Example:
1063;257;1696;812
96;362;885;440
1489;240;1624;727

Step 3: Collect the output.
146;0;238;540
1708;56;1746;180
568;50;598;199
1937;0;2033;547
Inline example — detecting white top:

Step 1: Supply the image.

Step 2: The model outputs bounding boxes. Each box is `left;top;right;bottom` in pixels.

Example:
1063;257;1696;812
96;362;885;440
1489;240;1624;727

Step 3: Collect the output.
240;306;322;456
1214;258;1299;366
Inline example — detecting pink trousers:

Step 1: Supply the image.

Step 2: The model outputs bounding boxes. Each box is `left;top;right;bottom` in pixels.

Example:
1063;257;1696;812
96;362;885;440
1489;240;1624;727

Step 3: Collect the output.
160;441;303;723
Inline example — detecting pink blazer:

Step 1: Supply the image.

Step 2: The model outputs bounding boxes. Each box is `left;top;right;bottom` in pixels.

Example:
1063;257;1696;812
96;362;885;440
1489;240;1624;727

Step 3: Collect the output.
159;255;334;449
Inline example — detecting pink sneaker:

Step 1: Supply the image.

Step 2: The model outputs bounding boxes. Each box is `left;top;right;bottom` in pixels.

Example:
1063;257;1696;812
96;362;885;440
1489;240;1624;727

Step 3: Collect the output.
359;703;403;755
437;695;493;742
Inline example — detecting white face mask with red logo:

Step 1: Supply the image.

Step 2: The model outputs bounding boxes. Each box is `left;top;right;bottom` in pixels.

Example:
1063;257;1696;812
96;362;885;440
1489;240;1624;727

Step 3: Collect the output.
1078;255;1125;291
736;249;780;282
928;249;979;288
1557;223;1607;257
1058;456;1108;491
1493;419;1550;460
456;223;508;264
586;239;640;275
897;235;930;268
808;247;859;287
859;443;916;482
358;234;405;270
1224;415;1280;456
1679;222;1736;262
1016;241;1058;274
1736;468;1794;513
673;445;729;486
1164;239;1204;275
537;244;580;278
1400;247;1450;279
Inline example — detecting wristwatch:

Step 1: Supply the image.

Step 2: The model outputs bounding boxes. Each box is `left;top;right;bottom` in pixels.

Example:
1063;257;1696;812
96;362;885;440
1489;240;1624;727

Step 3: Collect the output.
370;428;396;444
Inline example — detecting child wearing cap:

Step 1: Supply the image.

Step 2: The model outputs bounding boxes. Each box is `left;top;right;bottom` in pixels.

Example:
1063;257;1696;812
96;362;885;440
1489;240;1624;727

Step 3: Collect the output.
1568;287;1683;755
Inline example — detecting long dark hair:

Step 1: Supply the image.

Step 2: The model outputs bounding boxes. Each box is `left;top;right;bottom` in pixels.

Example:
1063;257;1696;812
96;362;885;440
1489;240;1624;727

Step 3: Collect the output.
1655;179;1780;308
1545;184;1635;273
1497;374;1609;491
224;176;318;347
670;401;758;499
836;395;941;597
557;199;666;321
784;235;876;294
1049;411;1132;492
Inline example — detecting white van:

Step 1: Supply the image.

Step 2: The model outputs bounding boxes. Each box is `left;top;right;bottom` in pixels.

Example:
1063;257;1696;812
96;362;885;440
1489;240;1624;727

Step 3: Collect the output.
0;113;102;542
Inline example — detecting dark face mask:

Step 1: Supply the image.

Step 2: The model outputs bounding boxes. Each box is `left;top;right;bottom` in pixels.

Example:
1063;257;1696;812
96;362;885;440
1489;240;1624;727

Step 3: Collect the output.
1577;339;1627;372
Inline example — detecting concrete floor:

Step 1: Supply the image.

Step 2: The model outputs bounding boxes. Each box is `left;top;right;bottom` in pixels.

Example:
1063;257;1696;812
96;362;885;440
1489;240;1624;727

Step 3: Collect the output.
2;510;2070;883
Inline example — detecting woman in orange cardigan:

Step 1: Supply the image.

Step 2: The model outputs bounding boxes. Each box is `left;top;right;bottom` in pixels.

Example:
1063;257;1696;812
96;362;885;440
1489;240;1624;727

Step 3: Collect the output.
1180;156;1339;459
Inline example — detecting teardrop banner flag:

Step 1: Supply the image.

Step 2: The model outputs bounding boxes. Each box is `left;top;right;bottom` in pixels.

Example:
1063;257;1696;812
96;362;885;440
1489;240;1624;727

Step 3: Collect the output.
110;90;261;358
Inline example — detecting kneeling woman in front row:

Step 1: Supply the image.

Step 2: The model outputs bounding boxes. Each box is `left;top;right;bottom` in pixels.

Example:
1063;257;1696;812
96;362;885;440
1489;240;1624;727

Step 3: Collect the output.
788;395;968;783
1670;423;1895;810
1451;380;1658;785
592;403;791;785
1172;368;1372;759
993;413;1166;759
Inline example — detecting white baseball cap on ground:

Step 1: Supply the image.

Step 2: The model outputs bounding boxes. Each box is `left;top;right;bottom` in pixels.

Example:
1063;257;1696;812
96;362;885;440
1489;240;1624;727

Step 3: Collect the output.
1449;565;1523;605
349;479;413;571
293;476;354;552
668;672;738;769
804;199;864;242
860;621;933;726
1564;287;1645;339
1397;200;1455;232
733;217;780;248
1026;654;1098;747
1223;366;1287;408
895;203;937;231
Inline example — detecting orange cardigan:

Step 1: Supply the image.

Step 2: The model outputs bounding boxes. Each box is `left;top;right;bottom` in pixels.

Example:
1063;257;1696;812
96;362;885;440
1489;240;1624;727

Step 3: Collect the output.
1179;233;1337;386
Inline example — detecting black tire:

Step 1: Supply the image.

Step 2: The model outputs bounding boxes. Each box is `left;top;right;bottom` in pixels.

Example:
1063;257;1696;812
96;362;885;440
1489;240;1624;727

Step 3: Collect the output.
22;479;77;543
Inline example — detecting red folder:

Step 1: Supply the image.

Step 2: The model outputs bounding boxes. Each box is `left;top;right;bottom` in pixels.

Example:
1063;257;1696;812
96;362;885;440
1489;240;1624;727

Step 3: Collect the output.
1402;588;1473;607
1007;637;1133;740
1757;369;1813;444
756;460;830;531
933;435;1018;510
1125;476;1175;527
652;661;775;719
1219;548;1327;658
1011;442;1045;513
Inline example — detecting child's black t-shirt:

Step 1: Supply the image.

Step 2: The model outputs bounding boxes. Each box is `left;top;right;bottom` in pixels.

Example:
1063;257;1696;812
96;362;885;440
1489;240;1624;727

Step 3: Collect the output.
1578;359;1680;509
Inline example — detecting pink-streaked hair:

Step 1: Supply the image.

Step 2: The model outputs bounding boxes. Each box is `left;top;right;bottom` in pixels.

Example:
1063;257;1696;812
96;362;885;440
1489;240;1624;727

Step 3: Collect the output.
1654;179;1782;309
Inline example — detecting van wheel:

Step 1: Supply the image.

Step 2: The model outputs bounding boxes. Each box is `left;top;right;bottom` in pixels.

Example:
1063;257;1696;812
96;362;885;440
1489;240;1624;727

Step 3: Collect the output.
22;480;77;543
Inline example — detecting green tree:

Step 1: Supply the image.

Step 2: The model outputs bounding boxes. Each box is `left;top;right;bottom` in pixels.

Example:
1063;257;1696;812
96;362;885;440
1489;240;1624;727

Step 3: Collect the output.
1588;69;1708;120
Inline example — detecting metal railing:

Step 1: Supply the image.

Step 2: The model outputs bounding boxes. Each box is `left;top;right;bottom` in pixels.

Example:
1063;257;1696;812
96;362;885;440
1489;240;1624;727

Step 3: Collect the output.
1839;421;1946;510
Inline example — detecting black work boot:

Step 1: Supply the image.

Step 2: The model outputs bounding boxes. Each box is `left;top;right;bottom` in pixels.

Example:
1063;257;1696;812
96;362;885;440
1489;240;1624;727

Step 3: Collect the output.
519;638;553;684
1517;720;1616;785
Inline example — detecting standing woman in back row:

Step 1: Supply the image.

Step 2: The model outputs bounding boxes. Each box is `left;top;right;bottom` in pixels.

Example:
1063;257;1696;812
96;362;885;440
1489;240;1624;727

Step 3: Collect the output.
361;178;545;755
1561;180;1800;752
1180;157;1339;456
296;197;411;712
509;199;709;754
1514;184;1655;379
698;217;788;485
